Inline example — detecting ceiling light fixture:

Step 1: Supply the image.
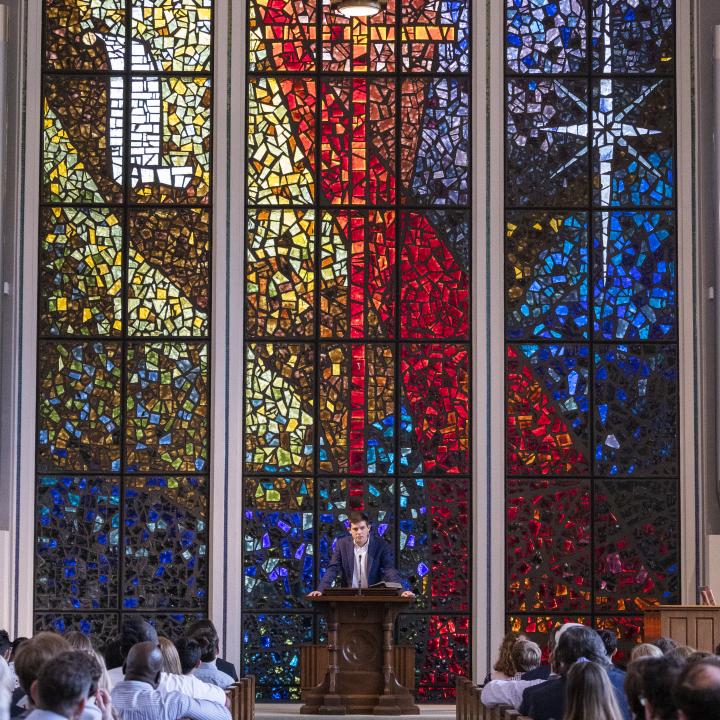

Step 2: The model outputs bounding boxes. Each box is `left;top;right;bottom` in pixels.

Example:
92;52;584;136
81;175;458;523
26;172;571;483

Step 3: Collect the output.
332;0;383;18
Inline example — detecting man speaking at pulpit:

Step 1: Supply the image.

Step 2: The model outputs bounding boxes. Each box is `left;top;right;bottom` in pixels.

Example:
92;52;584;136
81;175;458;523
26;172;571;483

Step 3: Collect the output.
308;511;415;598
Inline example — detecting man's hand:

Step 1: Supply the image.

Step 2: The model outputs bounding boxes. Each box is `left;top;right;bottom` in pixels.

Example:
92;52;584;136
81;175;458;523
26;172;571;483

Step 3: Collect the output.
308;590;322;597
95;688;114;720
401;590;415;598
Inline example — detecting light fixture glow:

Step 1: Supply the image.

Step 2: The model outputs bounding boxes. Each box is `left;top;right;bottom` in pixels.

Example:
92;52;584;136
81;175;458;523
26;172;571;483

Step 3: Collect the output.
332;0;383;18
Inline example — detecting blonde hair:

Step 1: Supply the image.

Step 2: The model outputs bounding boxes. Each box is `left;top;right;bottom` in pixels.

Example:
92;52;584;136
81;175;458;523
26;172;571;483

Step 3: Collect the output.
493;632;522;676
158;636;182;675
563;661;623;720
91;649;112;691
630;643;663;661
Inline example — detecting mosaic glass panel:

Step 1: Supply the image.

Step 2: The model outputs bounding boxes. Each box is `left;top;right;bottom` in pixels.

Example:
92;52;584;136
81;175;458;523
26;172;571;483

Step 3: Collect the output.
248;0;317;73
242;613;314;701
318;343;395;475
243;477;315;608
593;344;678;477
593;211;676;341
320;78;396;205
128;208;209;337
506;344;590;477
504;0;677;643
317;477;395;575
507;479;591;613
401;211;470;340
37;0;212;639
34;613;120;647
244;0;472;699
36;475;120;610
397;614;470;701
43;76;123;204
401;78;469;206
37;341;122;472
126;342;208;473
244;343;315;474
39;206;124;337
123;476;208;610
594;615;643;665
506;0;586;74
246;209;316;338
148;612;207;640
319;210;397;339
591;0;674;74
505;211;589;341
401;0;470;73
594;479;679;612
399;478;470;611
507;615;588;662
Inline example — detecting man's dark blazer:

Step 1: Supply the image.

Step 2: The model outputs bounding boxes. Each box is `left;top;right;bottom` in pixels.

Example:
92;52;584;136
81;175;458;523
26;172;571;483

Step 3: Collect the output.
316;535;403;591
519;666;631;720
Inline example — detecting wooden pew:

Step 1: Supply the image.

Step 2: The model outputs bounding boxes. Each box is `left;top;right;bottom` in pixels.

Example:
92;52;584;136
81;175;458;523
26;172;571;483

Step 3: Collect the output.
225;675;255;720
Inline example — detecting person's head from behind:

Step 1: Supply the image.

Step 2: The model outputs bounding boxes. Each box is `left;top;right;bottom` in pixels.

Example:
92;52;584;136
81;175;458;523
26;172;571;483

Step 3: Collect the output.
563;660;622;720
511;639;541;674
14;631;70;695
0;631;11;659
31;653;92;720
157;636;182;675
636;654;685;720
668;645;696;661
673;657;720;720
119;617;158;661
653;637;679;654
624;659;648;719
346;511;371;548
175;637;202;675
553;625;608;677
493;631;523;676
631;643;663;662
10;638;28;661
192;627;220;663
64;632;93;653
122;641;164;688
596;629;618;661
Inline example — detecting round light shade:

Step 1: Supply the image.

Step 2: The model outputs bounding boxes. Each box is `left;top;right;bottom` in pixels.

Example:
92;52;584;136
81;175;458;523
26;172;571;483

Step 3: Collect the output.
333;0;383;18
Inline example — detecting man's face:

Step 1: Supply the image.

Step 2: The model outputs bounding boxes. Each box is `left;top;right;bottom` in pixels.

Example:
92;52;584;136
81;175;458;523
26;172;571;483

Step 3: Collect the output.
348;520;370;546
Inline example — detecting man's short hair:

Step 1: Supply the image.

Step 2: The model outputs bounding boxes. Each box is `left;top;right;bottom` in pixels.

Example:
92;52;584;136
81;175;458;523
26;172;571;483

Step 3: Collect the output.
191;627;219;663
652;636;679;654
347;511;369;525
596;629;617;658
673;657;720;720
36;652;92;717
13;632;70;693
553;626;608;676
175;637;202;674
0;630;11;657
636;655;684;720
511;640;541;673
65;650;103;696
119;617;158;659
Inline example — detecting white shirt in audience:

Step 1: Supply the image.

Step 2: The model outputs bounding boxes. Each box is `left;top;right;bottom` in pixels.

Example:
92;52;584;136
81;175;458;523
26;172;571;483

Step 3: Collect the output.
24;710;68;720
193;661;234;689
481;677;547;709
111;680;230;720
106;667;226;705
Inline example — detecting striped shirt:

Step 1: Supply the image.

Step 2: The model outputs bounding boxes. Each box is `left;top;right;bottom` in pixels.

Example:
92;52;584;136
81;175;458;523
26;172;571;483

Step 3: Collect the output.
111;680;230;720
193;662;234;690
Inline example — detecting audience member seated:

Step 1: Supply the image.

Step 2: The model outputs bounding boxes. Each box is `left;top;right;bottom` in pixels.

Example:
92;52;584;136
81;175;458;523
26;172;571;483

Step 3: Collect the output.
519;625;630;720
26;654;93;720
12;632;71;718
0;635;11;662
190;630;233;689
111;642;230;720
483;632;525;684
107;619;159;688
623;658;646;720
1;657;13;720
65;635;93;654
174;639;201;677
652;637;679;654
563;660;623;720
156;639;181;676
597;630;618;665
521;623;585;682
57;652;113;720
634;655;684;720
481;640;545;709
629;644;663;662
673;656;720;720
667;645;696;661
187;623;237;682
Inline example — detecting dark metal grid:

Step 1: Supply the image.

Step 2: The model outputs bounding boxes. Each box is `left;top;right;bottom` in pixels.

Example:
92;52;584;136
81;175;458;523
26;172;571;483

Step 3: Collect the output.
241;0;472;700
34;0;214;626
502;0;680;630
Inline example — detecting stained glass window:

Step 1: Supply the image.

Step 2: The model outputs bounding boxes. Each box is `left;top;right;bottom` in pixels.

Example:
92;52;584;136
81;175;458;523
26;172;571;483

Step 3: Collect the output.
244;0;471;700
35;0;213;639
504;0;678;659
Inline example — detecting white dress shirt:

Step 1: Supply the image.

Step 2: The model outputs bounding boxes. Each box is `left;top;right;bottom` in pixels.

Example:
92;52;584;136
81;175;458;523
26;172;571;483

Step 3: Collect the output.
480;677;547;709
111;680;230;720
352;541;369;588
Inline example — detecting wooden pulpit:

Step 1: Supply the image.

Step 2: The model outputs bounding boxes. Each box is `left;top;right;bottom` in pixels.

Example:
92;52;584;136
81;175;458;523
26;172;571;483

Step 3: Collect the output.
643;605;720;652
300;589;420;715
